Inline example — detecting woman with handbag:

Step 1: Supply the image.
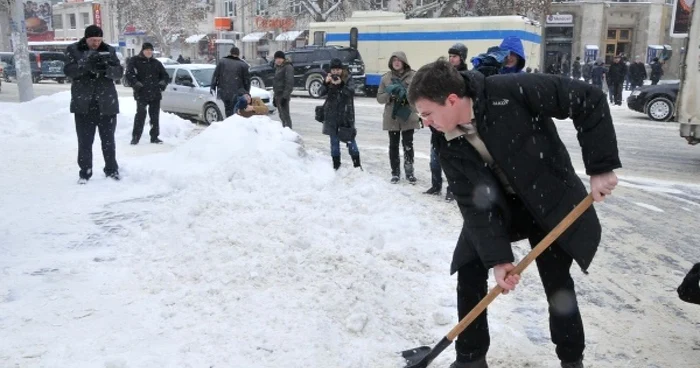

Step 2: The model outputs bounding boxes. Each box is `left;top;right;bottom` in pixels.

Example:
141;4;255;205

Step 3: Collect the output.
318;58;361;170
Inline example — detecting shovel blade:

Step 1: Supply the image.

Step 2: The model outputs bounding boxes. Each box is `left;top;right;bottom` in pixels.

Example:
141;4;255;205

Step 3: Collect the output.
401;346;432;368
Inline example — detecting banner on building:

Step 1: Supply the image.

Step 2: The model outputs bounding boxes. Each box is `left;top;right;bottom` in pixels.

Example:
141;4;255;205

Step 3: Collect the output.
671;0;694;37
93;3;102;28
23;1;55;41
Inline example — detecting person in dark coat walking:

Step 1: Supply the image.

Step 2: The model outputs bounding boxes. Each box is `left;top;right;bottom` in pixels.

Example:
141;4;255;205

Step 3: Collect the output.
64;25;124;184
650;57;664;85
425;43;468;200
608;55;627;105
319;58;361;170
125;42;169;145
590;60;606;90
211;47;251;118
582;61;593;84
408;59;621;368
572;56;582;80
628;56;647;90
272;50;294;129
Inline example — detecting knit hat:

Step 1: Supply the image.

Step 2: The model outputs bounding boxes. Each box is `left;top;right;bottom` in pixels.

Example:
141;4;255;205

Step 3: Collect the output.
273;51;285;60
141;42;154;51
84;25;103;39
230;46;240;55
448;43;468;62
329;58;343;69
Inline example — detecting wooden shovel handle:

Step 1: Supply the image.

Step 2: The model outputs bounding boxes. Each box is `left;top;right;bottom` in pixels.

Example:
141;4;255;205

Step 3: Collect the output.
446;194;595;341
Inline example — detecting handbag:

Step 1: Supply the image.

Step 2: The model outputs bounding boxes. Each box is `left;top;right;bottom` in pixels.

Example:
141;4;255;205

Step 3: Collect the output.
315;105;325;123
337;126;357;143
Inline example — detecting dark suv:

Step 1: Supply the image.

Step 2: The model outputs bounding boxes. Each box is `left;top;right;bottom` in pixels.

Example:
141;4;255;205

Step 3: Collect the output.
38;52;68;83
249;45;365;98
0;52;42;83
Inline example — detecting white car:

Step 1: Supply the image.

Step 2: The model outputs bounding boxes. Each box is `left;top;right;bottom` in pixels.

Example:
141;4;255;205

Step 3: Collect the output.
157;57;179;65
162;64;276;124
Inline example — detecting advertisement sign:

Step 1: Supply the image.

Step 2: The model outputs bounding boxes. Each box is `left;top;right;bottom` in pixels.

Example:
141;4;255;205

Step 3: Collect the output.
92;3;102;28
546;14;573;24
23;1;55;41
671;0;695;37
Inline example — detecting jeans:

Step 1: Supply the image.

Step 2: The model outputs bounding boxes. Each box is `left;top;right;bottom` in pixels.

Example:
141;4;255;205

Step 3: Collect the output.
330;134;359;157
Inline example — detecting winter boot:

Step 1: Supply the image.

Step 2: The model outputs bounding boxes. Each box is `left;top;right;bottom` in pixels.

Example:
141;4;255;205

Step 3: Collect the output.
390;173;400;184
449;357;488;368
445;187;455;201
404;162;417;184
151;137;163;144
351;154;363;170
130;138;139;145
424;186;441;195
561;358;584;368
107;171;121;181
332;156;341;170
77;178;88;185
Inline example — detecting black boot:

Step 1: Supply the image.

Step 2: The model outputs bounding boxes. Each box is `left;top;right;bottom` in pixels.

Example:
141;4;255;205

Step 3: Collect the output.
450;357;488;368
424;186;441;195
351;154;362;170
130;138;139;145
405;162;417;184
151;137;163;144
445;187;455;201
332;156;341;170
561;358;584;368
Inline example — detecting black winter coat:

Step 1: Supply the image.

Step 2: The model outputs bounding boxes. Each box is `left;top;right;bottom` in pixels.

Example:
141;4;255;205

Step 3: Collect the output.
318;71;355;136
125;53;169;101
64;38;123;115
608;62;627;84
572;61;582;78
629;62;647;83
211;55;250;101
435;72;621;274
650;62;664;81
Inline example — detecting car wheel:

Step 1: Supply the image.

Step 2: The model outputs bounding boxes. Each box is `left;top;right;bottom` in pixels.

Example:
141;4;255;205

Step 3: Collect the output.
204;103;222;124
57;78;65;84
251;76;265;89
307;77;323;99
645;97;674;122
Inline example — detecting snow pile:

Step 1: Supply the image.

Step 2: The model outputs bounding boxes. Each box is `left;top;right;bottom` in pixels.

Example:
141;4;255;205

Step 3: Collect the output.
0;91;193;143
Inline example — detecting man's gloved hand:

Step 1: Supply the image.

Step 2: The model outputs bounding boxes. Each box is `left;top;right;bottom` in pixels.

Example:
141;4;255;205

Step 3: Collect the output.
83;50;101;73
384;84;398;95
134;82;144;90
159;80;167;91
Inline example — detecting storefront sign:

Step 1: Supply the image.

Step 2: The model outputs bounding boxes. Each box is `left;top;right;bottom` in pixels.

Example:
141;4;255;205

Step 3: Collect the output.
92;3;102;28
546;14;573;24
670;0;694;37
255;17;295;31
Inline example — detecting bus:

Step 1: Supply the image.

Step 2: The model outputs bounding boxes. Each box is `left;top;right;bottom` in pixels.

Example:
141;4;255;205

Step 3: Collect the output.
309;11;542;96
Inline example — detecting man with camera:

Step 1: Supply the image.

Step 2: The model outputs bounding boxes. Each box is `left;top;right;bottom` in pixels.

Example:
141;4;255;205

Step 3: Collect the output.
64;25;124;184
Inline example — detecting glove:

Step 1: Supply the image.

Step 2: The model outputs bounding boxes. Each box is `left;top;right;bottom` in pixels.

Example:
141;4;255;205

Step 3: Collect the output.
159;80;167;91
83;50;101;73
384;84;398;95
134;82;144;90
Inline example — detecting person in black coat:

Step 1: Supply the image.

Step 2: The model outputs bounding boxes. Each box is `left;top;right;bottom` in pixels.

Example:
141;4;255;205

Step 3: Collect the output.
318;58;360;170
125;43;169;145
572;56;582;80
608;55;627;105
64;25;124;184
210;47;251;117
408;59;621;368
628;57;647;91
650;57;664;85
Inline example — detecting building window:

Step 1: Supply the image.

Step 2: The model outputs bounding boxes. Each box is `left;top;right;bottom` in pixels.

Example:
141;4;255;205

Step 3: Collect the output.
256;0;268;16
81;12;90;27
370;0;389;9
52;14;63;29
290;0;302;14
68;14;76;29
224;0;236;17
605;28;633;64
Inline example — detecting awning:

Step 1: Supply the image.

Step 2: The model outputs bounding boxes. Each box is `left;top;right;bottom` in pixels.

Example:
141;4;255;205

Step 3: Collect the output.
185;34;208;44
241;32;268;43
275;30;303;42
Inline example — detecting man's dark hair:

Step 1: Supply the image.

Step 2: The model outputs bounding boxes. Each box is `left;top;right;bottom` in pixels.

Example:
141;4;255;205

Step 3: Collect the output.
230;47;240;56
408;58;476;106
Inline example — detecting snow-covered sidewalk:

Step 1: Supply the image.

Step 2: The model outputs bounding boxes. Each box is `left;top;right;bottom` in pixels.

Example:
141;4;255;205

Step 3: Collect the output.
1;92;698;368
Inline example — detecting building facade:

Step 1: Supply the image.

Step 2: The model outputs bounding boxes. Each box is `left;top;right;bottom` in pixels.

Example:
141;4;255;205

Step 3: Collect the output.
51;0;119;43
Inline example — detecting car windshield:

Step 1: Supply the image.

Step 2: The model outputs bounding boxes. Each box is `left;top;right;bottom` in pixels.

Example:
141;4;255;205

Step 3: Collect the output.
338;49;361;62
191;68;215;87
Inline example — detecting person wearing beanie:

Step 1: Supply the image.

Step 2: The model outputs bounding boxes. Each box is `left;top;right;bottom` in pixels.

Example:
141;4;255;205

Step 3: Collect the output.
63;24;124;184
211;44;251;118
318;57;361;170
272;50;294;128
572;56;582;80
448;43;468;71
125;42;169;145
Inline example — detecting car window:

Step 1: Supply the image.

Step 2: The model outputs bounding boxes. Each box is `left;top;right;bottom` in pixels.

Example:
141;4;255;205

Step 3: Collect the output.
191;68;215;88
165;68;175;82
290;52;311;64
337;49;361;62
314;50;331;61
175;69;192;86
40;52;66;62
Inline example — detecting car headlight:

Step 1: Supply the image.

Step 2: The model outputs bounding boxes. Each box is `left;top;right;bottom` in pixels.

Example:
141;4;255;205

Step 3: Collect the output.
631;90;641;96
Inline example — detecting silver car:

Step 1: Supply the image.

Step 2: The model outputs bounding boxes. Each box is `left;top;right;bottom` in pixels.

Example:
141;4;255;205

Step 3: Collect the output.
162;64;276;124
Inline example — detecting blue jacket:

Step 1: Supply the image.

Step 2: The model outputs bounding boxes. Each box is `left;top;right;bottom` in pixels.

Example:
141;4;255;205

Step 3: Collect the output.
499;36;526;73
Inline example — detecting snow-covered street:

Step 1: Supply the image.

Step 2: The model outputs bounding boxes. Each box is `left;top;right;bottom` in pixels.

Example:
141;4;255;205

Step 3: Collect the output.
1;91;699;368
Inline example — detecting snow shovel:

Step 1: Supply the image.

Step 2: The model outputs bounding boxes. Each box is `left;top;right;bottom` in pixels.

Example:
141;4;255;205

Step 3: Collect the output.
401;193;595;368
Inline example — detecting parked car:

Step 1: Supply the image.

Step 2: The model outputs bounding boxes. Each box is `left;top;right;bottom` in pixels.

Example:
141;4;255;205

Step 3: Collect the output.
627;81;679;122
38;51;67;83
0;52;42;83
248;45;365;98
156;57;179;65
161;64;276;124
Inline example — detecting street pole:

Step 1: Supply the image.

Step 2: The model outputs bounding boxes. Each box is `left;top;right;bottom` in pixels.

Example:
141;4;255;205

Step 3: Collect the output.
10;0;34;102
